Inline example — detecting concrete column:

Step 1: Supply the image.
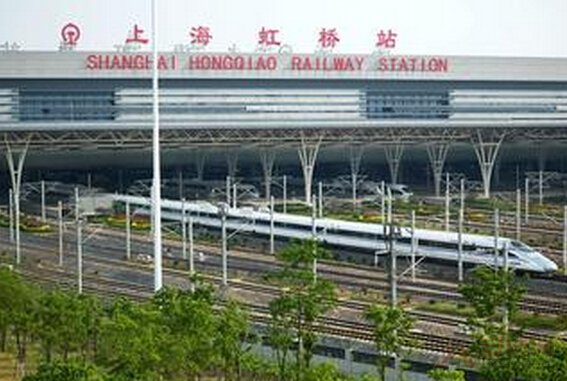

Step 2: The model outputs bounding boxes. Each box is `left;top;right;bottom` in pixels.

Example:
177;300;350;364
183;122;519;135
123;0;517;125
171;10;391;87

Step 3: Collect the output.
426;142;451;197
298;135;323;205
384;144;404;185
471;130;505;198
259;148;277;201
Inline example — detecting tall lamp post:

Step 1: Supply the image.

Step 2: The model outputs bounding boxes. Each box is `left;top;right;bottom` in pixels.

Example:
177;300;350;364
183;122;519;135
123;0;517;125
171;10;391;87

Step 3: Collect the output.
151;0;163;292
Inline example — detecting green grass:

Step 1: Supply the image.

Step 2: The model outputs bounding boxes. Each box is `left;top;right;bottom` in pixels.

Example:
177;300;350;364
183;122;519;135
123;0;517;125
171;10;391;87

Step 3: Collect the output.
417;300;567;331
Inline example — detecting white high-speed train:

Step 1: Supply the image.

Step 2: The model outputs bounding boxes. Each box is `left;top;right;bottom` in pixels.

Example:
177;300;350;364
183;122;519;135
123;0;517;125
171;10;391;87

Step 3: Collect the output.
112;194;558;273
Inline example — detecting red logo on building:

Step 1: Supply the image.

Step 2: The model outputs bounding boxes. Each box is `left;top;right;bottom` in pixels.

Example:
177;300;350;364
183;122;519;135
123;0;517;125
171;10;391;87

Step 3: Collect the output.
61;23;81;46
125;24;149;44
318;28;340;49
376;29;397;49
190;26;212;46
258;27;281;47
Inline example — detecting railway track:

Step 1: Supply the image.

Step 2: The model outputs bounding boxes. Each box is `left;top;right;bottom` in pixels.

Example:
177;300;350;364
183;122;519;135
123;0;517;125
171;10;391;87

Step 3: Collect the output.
16;262;472;356
3;226;567;317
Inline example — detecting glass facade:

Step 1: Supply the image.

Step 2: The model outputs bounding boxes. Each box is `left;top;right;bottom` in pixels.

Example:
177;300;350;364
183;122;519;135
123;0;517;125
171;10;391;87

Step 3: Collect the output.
364;91;450;119
19;90;115;121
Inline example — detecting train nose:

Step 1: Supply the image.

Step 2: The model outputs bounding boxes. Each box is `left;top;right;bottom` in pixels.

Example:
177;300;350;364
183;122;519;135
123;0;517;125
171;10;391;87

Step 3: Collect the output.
543;258;558;272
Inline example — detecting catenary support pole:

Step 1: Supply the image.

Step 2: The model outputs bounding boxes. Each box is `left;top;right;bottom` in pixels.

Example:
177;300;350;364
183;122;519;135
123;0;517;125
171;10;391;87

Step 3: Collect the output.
126;201;131;260
458;207;464;282
538;170;543;206
58;200;63;266
221;207;228;286
312;195;317;281
188;216;194;277
524;178;529;224
75;187;82;294
503;241;509;343
232;183;237;209
460;178;465;212
181;198;187;260
270;196;275;255
282;175;287;214
8;188;13;243
151;0;163;292
563;206;567;275
516;189;521;240
40;180;46;222
410;210;416;282
226;175;231;205
318;181;323;218
445;172;450;231
494;209;500;268
178;169;183;200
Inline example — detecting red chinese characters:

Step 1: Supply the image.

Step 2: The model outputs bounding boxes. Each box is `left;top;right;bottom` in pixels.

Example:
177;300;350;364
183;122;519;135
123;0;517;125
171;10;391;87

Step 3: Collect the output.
258;27;281;47
190;26;212;46
125;24;149;44
318;28;340;49
376;29;397;49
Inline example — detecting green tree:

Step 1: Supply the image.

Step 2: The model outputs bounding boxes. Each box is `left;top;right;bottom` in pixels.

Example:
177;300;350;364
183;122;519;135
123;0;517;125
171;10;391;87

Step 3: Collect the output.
364;304;413;381
36;290;95;362
268;239;337;381
97;298;165;381
215;300;252;381
0;268;39;379
459;266;525;359
23;361;107;381
153;286;217;381
479;341;550;381
427;368;465;381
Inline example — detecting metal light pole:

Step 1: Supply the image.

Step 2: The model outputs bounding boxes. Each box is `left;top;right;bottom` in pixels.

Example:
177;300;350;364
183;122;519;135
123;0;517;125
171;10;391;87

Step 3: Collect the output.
75;187;82;294
151;0;163;292
58;200;63;266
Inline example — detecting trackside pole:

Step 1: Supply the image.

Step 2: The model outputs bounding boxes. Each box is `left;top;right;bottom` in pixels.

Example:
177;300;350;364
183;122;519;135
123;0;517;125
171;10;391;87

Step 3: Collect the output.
232;183;237;209
445;172;450;231
8;188;14;242
524;178;529;224
563;206;567;275
126;201;131;260
226;176;231;205
181;198;187;260
538;170;543;206
188;216;194;285
40;180;46;222
318;181;323;218
312;195;317;281
282;175;287;214
503;241;509;342
58;200;63;266
515;189;521;240
494;209;499;268
458;207;464;282
75;187;82;294
410;210;416;282
270;196;275;255
221;206;228;286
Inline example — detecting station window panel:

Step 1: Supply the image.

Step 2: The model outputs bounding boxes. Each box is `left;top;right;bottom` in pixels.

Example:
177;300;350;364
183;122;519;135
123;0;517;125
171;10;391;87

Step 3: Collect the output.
364;91;450;119
19;90;115;121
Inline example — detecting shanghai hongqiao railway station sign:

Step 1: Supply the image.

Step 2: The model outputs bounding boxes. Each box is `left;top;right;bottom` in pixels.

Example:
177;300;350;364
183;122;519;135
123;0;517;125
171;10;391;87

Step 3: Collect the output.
55;22;451;74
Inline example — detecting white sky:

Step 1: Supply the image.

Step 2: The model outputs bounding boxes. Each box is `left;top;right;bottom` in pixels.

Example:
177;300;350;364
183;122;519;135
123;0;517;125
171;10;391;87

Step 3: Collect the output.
0;0;566;57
